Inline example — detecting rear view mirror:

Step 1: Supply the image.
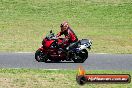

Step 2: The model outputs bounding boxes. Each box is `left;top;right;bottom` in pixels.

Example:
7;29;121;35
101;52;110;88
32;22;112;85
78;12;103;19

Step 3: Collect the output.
50;30;52;34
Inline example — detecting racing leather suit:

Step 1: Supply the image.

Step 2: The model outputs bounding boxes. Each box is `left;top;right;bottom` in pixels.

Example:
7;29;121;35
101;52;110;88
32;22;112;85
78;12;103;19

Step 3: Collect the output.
57;27;78;43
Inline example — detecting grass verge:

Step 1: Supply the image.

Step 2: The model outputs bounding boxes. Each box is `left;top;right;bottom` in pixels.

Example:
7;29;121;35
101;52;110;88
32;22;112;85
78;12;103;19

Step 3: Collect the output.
0;0;132;53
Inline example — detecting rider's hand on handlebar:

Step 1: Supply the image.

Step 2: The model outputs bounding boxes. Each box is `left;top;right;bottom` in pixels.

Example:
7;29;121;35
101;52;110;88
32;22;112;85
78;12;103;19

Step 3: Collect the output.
55;35;62;39
63;38;69;42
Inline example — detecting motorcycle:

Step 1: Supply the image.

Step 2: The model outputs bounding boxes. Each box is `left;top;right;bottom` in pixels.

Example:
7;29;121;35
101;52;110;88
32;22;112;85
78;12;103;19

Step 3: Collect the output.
35;30;92;63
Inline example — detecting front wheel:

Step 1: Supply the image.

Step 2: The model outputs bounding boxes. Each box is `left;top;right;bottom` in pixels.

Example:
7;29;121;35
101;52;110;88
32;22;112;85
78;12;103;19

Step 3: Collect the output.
72;49;88;63
35;50;48;62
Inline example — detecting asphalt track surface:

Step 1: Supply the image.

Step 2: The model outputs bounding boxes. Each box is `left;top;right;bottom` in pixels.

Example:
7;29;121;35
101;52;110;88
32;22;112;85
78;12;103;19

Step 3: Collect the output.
0;53;132;70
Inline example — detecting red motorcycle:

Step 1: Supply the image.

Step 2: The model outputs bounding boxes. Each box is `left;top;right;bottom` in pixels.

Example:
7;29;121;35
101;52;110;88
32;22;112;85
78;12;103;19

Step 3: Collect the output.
35;30;92;63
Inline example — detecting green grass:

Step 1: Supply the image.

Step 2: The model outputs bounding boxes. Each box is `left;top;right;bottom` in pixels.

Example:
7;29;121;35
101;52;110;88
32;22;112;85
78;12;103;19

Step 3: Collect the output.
0;0;132;53
0;68;131;88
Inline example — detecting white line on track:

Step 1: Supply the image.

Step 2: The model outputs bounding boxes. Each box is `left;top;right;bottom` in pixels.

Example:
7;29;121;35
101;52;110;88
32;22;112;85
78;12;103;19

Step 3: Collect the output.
11;68;60;70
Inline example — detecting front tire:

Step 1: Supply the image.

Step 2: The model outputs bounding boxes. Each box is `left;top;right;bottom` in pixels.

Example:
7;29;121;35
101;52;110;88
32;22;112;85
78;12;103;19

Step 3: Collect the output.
72;49;88;63
35;50;48;62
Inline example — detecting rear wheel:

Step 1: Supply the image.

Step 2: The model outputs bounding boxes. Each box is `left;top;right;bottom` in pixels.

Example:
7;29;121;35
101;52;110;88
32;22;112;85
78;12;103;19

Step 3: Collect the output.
72;49;88;63
35;50;48;62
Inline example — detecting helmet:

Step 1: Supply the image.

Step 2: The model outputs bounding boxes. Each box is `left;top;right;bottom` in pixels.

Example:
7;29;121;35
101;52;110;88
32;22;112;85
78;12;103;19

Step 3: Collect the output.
60;21;69;32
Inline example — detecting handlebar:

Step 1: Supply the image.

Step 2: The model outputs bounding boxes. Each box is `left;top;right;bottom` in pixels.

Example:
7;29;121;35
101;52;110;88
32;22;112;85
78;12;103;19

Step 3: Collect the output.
50;36;58;40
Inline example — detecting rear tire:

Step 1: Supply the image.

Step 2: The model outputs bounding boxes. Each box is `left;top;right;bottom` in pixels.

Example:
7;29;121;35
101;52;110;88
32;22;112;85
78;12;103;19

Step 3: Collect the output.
35;50;48;62
72;49;88;63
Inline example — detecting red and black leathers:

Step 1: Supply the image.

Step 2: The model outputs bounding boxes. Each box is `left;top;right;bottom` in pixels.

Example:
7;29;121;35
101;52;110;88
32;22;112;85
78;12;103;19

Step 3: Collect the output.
57;27;78;43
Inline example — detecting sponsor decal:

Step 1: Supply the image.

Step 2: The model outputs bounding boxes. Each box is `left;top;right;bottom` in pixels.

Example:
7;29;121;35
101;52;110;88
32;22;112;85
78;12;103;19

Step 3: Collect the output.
76;66;131;85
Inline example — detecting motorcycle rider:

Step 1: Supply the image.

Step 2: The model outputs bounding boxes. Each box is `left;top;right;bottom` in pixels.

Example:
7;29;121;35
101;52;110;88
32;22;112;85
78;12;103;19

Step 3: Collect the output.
56;21;78;50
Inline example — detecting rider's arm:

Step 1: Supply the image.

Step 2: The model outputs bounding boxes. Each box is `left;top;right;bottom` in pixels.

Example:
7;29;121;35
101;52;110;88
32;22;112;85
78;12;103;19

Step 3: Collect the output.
56;31;63;37
68;30;78;42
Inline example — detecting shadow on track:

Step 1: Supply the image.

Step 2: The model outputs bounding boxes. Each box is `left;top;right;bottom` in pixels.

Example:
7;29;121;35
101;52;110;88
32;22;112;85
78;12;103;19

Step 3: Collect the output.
45;61;75;63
